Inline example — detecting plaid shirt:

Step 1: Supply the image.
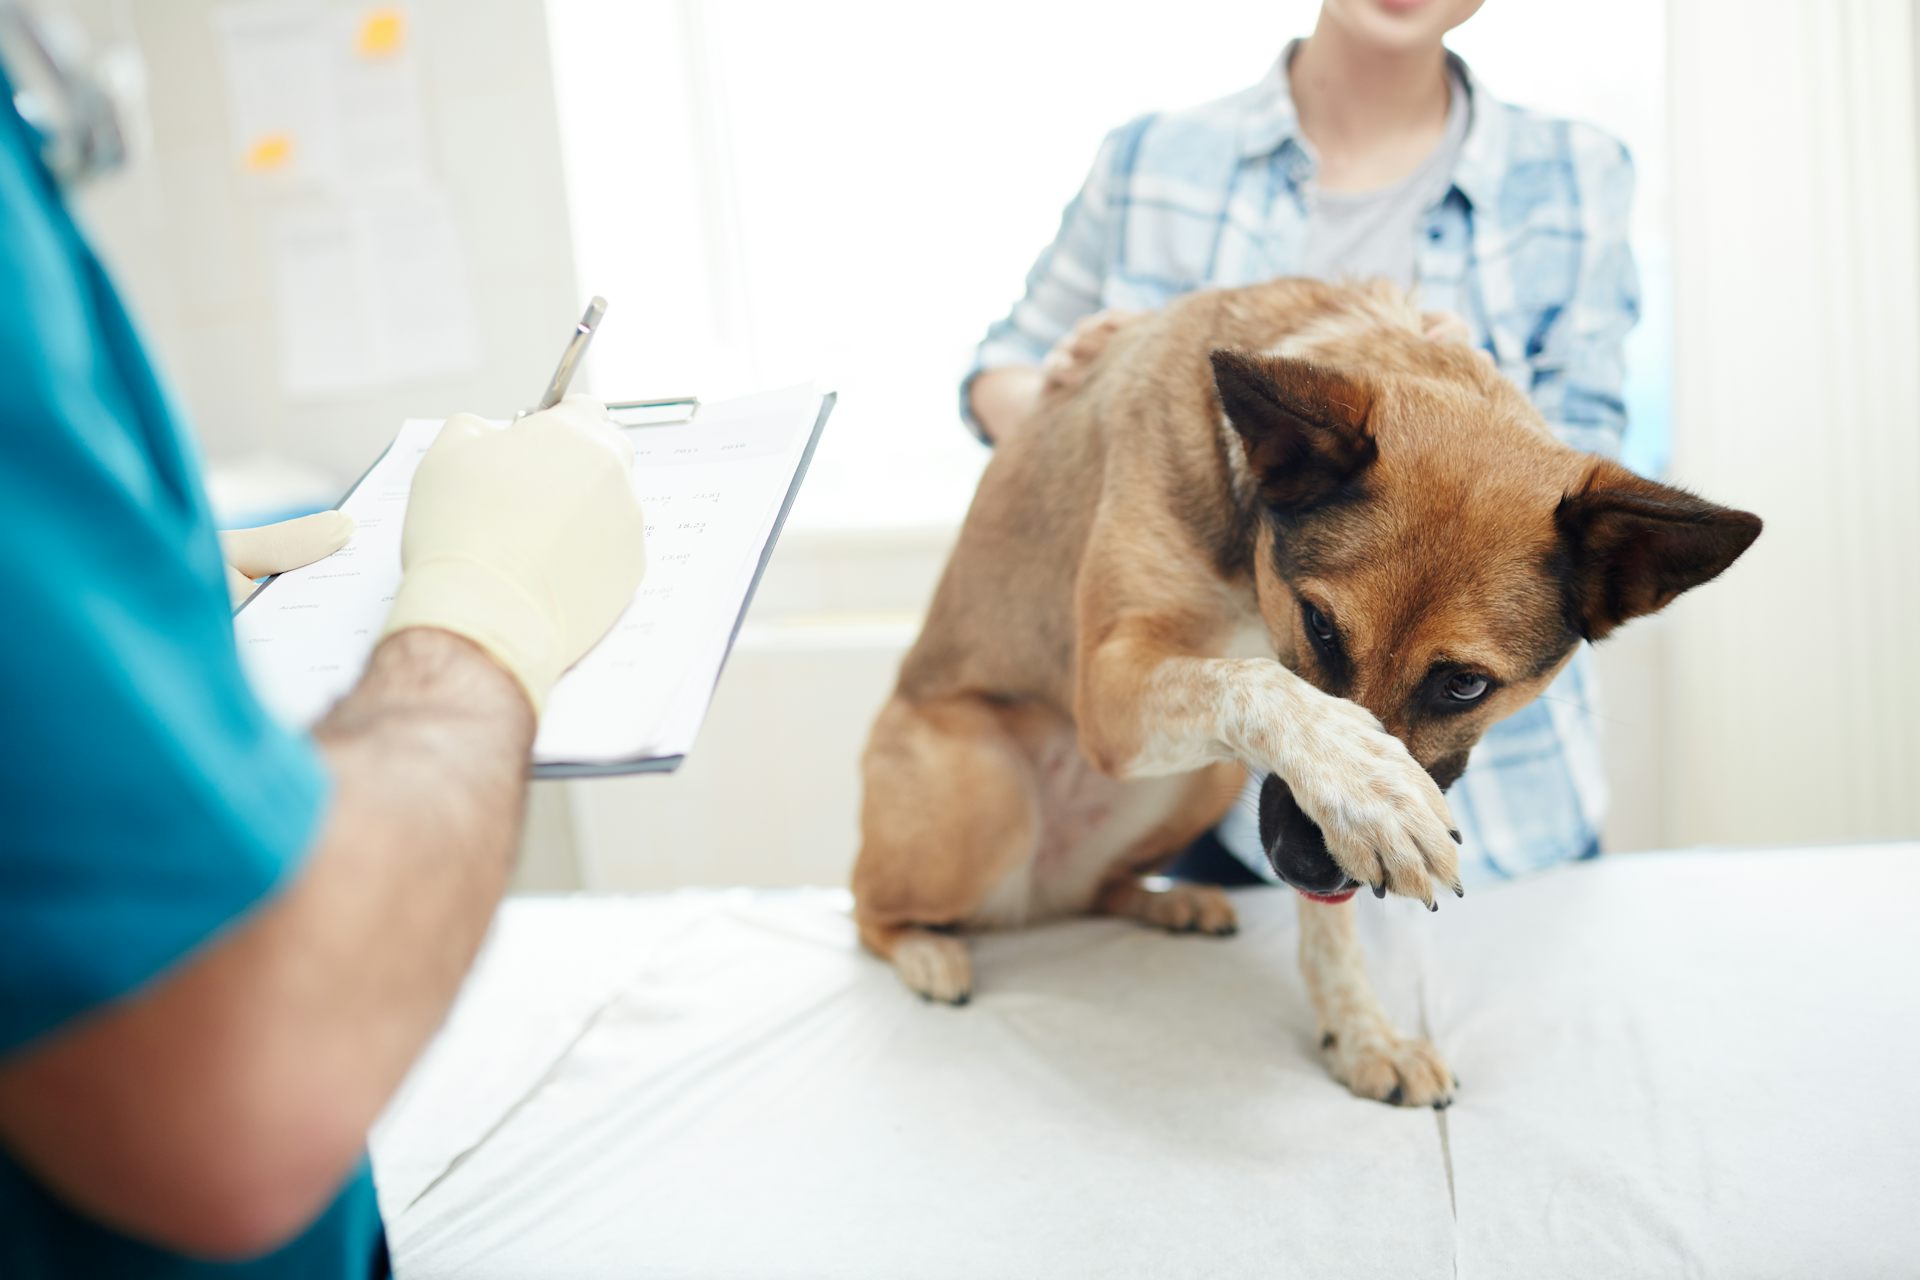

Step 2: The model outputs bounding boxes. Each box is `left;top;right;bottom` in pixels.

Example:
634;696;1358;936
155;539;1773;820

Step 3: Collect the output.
963;51;1638;884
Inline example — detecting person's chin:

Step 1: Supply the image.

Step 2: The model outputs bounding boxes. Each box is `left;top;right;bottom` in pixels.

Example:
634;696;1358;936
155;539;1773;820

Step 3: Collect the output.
1327;0;1470;51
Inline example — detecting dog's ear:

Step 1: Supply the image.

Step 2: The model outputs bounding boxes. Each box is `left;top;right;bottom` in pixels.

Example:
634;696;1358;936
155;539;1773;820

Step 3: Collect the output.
1210;350;1377;512
1555;460;1763;641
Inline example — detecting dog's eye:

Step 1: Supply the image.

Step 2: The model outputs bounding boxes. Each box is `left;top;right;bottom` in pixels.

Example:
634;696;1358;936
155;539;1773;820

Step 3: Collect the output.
1444;673;1490;703
1304;604;1336;644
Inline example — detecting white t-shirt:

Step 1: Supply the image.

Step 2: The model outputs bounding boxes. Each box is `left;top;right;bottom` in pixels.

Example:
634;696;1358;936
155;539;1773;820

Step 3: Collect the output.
1296;70;1471;289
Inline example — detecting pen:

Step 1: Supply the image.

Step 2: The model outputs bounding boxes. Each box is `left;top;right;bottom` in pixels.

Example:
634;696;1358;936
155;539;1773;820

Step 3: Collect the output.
530;296;607;414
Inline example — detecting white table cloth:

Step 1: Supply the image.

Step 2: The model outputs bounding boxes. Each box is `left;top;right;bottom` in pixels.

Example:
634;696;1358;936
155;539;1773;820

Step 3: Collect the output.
373;844;1920;1278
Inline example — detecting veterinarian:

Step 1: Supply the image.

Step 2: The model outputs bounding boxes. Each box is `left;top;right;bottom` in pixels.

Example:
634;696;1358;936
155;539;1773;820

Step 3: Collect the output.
965;0;1634;885
0;12;645;1277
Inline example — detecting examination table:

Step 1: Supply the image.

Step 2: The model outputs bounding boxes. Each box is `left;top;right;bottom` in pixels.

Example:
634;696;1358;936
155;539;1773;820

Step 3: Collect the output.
371;844;1919;1278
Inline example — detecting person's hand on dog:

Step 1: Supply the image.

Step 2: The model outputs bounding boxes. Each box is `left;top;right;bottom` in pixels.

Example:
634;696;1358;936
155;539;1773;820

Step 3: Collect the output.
1421;310;1496;365
1040;309;1145;393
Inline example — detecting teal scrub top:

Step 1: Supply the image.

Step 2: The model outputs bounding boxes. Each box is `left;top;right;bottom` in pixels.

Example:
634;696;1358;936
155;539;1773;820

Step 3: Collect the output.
0;79;386;1277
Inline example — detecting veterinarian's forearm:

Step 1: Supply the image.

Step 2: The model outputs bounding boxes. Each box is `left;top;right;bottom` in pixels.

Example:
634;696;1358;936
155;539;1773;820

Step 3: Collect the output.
0;628;534;1257
969;366;1046;444
300;625;536;1098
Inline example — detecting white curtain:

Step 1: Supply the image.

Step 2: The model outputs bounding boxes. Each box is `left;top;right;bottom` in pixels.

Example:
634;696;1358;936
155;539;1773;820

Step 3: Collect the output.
1665;0;1920;845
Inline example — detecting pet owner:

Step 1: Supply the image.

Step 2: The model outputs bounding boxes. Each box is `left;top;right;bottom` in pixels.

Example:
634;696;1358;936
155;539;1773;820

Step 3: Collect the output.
964;0;1635;885
0;10;645;1276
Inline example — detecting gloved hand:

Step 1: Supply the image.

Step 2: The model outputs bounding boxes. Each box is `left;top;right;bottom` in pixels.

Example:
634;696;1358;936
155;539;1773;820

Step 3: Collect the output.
380;396;647;712
222;511;356;609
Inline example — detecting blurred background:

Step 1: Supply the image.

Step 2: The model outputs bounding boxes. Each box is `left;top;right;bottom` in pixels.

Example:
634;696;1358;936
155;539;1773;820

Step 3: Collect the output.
55;0;1920;890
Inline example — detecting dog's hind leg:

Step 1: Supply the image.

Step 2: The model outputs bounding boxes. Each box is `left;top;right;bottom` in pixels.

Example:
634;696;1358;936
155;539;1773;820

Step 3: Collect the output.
852;694;1043;1005
1298;896;1456;1108
1092;762;1247;937
855;921;975;1005
1094;878;1238;935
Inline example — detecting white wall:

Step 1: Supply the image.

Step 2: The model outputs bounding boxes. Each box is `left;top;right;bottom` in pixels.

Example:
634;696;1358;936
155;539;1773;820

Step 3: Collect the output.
544;0;1674;534
570;527;946;891
1663;0;1920;847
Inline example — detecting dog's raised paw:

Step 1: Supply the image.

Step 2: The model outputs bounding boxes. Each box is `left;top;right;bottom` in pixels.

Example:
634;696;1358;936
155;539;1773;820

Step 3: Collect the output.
1322;1028;1454;1108
891;929;974;1005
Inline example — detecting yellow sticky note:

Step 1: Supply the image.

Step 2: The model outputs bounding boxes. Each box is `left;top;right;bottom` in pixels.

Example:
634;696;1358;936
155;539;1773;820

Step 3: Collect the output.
243;132;294;172
355;8;405;59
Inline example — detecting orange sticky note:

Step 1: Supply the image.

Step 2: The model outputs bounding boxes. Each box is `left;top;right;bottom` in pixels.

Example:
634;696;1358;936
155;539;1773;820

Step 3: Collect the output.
355;8;405;59
243;132;294;172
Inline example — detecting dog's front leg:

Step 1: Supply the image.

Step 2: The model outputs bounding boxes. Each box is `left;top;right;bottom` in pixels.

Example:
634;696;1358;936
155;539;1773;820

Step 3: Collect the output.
1298;896;1454;1108
1076;628;1460;903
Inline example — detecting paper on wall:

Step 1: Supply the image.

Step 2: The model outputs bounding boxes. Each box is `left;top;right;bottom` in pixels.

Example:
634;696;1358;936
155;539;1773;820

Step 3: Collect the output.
353;186;483;384
213;1;345;185
333;7;433;187
214;0;431;187
219;2;474;396
265;187;480;397
265;204;372;397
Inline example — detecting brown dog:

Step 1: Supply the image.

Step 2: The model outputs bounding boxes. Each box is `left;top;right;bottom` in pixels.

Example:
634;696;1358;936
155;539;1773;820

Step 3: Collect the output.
852;278;1759;1106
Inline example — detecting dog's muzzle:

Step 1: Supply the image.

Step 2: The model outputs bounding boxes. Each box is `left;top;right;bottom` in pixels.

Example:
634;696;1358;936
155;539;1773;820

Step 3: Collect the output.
1258;759;1465;902
1256;774;1359;900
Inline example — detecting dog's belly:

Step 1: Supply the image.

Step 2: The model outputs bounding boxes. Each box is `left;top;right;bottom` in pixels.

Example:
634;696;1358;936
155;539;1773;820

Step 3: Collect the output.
971;729;1191;928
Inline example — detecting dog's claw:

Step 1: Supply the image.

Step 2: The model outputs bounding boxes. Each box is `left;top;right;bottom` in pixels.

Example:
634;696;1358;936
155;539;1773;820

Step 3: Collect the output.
1426;898;1438;913
1452;882;1465;898
1449;828;1463;844
1372;880;1388;900
1385;1084;1405;1106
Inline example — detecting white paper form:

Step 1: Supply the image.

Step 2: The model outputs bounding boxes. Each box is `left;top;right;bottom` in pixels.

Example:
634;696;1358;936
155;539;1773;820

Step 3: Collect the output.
217;2;479;397
235;387;826;769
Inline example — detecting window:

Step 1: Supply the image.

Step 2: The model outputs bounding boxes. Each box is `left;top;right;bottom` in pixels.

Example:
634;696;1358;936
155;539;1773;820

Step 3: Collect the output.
546;0;1670;534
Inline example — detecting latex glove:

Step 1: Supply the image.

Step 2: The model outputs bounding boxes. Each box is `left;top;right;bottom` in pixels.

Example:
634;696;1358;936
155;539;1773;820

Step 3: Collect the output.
380;396;647;712
222;511;356;609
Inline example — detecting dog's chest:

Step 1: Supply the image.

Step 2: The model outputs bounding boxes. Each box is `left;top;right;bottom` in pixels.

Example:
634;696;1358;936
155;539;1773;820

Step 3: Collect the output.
971;733;1191;928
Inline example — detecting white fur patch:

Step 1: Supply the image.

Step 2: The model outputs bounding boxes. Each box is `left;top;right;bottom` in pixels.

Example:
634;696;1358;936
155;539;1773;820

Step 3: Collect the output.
1260;283;1423;363
1218;411;1256;507
973;773;1193;927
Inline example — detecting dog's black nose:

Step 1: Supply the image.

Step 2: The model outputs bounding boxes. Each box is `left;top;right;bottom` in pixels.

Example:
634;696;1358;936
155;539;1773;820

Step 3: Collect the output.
1427;752;1468;793
1257;774;1351;894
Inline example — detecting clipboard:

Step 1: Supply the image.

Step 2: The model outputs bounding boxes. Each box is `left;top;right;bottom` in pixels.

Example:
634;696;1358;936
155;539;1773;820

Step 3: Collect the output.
606;396;701;427
537;391;833;777
234;388;835;778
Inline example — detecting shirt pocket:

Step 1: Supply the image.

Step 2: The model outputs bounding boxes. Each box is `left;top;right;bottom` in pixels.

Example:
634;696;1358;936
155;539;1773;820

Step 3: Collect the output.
1482;224;1584;374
